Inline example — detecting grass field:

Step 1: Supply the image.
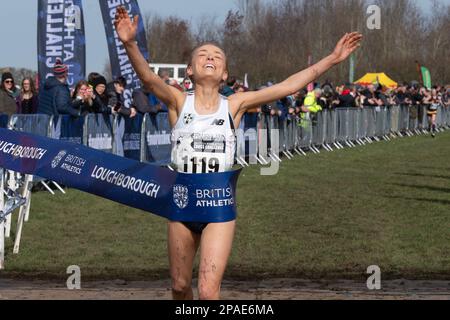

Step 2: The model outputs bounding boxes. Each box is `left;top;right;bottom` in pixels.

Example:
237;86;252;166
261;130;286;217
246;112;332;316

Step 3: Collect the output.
2;132;450;281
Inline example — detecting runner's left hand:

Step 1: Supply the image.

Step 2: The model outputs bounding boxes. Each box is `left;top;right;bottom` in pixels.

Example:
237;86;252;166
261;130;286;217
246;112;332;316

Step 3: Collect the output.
330;32;363;64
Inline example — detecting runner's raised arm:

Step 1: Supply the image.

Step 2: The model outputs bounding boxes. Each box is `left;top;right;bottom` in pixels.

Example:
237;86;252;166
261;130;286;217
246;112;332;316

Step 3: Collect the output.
230;32;363;113
114;7;184;113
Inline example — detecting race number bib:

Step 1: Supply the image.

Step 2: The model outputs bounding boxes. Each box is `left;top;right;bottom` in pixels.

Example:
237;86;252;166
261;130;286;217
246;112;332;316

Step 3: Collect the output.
173;132;229;173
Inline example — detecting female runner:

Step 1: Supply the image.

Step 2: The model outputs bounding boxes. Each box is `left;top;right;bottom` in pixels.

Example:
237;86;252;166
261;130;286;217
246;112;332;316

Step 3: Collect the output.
115;6;362;300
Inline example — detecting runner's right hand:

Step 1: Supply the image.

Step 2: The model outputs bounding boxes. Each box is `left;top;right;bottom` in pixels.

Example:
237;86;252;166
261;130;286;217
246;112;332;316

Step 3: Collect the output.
114;6;139;45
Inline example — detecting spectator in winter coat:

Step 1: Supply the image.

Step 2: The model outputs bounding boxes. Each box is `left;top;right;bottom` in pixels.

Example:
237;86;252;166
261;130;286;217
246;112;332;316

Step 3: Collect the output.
38;59;81;117
132;88;168;115
0;72;20;116
88;75;113;115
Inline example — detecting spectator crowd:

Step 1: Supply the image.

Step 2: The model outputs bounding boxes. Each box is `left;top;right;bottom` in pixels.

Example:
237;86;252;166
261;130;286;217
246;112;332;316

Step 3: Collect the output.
249;81;450;121
0;60;174;119
0;60;449;124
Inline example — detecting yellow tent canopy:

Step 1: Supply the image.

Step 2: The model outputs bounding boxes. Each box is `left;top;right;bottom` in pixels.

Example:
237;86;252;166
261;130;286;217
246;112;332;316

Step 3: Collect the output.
355;73;398;88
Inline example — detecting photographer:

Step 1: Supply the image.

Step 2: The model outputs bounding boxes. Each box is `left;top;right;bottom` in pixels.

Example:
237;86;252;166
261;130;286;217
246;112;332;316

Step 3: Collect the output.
362;84;384;107
286;92;300;116
394;83;412;106
72;80;94;116
320;84;338;109
132;87;168;115
260;101;280;117
220;76;238;97
106;76;137;118
88;75;114;115
336;85;357;108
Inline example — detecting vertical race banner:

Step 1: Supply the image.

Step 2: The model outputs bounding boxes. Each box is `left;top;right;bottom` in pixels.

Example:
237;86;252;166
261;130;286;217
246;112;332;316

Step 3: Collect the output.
307;54;314;92
421;66;432;90
99;0;150;108
37;0;86;88
349;54;355;84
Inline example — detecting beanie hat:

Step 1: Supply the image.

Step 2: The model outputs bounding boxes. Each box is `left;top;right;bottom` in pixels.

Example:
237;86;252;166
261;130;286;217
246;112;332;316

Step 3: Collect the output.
53;58;68;77
2;72;14;83
90;75;107;89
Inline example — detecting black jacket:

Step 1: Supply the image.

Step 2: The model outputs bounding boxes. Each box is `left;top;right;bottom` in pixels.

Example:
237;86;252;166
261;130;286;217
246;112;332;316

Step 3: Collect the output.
132;89;161;114
38;77;80;116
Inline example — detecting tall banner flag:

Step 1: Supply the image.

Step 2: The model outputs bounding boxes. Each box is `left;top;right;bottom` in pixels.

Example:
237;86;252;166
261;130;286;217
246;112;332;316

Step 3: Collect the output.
421;66;432;89
349;54;355;84
99;0;150;108
37;0;86;88
307;54;314;92
244;73;249;89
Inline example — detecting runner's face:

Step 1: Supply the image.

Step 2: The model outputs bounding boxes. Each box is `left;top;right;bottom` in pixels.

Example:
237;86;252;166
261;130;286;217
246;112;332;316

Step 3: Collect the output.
188;44;228;85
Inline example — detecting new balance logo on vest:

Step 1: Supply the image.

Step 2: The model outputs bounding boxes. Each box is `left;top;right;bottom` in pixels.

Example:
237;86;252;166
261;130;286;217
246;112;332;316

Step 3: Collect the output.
211;119;225;126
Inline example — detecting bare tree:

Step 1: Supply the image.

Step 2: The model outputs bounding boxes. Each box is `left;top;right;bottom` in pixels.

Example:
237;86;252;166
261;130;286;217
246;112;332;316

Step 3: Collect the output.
140;0;450;86
0;67;37;83
145;14;194;64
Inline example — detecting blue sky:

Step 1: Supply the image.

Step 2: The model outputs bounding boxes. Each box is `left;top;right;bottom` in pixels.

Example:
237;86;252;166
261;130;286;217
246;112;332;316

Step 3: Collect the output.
1;0;248;73
0;0;446;73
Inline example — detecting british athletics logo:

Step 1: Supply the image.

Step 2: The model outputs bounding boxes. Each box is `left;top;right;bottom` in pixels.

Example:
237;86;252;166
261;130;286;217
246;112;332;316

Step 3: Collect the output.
0;128;241;223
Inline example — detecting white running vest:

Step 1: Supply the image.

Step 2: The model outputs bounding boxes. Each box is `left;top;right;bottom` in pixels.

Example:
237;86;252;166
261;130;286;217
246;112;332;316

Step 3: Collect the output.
171;93;236;174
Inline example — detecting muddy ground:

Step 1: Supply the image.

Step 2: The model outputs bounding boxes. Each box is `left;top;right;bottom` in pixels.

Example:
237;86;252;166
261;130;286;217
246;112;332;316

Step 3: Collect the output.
0;278;449;300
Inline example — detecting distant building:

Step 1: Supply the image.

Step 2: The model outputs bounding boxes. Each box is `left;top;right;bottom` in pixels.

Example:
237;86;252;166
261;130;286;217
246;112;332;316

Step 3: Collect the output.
149;63;187;84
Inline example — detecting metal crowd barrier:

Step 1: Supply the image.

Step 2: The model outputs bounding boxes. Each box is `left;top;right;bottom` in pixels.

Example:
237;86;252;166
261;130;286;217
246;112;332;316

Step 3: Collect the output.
114;113;144;160
141;113;172;165
84;114;114;153
236;113;259;165
0;114;9;129
9;114;53;137
1;105;449;166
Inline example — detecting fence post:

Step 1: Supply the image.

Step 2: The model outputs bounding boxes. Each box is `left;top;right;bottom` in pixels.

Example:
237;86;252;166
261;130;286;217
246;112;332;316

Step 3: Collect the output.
13;175;32;254
140;114;148;162
47;116;54;137
4;171;18;239
269;116;282;162
82;114;88;146
112;114;119;155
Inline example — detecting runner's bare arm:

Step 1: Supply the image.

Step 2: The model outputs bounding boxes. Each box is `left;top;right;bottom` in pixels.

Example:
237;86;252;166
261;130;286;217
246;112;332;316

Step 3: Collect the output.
114;7;184;111
229;32;362;113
